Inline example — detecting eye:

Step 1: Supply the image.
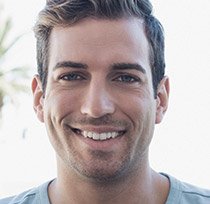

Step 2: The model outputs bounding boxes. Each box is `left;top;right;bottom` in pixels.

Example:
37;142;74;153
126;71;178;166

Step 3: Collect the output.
114;74;140;83
59;73;85;81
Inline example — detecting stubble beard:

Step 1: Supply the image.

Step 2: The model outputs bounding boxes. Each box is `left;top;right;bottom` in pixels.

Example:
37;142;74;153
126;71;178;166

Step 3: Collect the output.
62;137;148;186
56;115;147;185
69;150;134;185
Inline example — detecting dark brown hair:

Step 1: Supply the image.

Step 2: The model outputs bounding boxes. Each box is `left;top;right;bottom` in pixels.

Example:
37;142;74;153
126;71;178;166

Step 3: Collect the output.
34;0;165;97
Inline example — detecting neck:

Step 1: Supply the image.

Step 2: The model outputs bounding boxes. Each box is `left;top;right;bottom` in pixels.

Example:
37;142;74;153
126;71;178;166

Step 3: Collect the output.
48;156;169;204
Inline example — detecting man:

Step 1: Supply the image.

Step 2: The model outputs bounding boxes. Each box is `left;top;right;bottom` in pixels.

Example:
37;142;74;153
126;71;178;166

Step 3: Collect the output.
1;0;210;203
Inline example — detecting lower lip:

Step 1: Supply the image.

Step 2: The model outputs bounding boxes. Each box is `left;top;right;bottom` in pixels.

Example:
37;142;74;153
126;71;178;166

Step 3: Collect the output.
76;133;124;151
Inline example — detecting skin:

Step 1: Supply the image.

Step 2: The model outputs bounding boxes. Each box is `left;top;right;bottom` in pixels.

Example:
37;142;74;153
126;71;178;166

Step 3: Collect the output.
32;18;170;204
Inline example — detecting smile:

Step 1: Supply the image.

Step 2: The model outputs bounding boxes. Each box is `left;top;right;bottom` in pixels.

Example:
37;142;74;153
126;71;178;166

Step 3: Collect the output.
83;131;119;140
71;128;125;141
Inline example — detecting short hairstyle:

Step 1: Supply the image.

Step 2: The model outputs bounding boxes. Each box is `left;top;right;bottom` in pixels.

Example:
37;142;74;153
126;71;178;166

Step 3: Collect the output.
34;0;165;97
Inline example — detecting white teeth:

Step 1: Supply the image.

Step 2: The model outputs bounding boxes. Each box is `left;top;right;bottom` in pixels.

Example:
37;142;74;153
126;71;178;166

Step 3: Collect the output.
87;132;92;138
82;131;120;141
107;132;112;139
100;133;107;140
83;131;88;138
92;132;100;140
111;132;118;138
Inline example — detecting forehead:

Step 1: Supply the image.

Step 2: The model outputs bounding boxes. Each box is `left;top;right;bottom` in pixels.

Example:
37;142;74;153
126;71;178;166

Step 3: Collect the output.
48;18;150;71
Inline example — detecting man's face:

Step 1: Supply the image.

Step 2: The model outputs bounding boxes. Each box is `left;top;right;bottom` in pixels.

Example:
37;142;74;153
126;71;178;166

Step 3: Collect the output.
33;18;168;182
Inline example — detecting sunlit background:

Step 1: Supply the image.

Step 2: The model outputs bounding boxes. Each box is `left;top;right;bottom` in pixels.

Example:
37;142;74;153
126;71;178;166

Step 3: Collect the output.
0;0;210;198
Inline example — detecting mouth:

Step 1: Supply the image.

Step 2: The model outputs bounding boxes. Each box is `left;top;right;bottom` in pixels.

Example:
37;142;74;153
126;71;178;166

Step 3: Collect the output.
71;128;126;141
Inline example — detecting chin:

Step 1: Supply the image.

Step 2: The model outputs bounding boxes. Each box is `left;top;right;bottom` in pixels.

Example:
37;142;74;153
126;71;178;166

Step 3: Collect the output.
72;155;132;185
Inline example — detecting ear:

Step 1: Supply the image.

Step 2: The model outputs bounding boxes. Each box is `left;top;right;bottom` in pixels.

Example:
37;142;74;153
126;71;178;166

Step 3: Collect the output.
31;74;44;122
155;76;170;124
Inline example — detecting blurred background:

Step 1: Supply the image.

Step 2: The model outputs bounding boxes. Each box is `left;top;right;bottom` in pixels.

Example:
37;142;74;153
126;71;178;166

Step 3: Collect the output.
0;0;210;198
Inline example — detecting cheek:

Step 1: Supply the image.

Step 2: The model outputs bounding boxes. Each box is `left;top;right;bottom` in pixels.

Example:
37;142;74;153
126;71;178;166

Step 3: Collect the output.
118;93;153;121
44;90;79;121
43;93;74;150
121;93;156;139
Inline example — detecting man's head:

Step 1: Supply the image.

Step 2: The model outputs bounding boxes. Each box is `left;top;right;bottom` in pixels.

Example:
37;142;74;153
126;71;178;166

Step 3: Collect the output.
32;0;169;183
34;0;165;97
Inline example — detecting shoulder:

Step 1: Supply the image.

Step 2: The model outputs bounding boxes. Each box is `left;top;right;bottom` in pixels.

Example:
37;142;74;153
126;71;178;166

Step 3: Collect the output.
162;173;210;204
0;180;52;204
0;188;37;204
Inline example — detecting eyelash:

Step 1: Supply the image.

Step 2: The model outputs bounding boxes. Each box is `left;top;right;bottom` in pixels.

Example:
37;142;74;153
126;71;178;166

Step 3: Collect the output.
58;72;141;84
113;74;141;83
59;73;85;81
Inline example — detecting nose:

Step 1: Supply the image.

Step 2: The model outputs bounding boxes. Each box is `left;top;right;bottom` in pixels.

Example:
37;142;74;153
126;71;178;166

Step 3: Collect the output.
80;81;115;118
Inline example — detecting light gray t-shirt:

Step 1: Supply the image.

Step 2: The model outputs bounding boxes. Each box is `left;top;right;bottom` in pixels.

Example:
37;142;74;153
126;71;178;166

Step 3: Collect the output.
0;174;210;204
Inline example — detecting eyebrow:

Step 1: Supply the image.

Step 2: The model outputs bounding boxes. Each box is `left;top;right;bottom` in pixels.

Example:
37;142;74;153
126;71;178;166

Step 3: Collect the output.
53;61;88;70
53;61;146;74
111;63;146;74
